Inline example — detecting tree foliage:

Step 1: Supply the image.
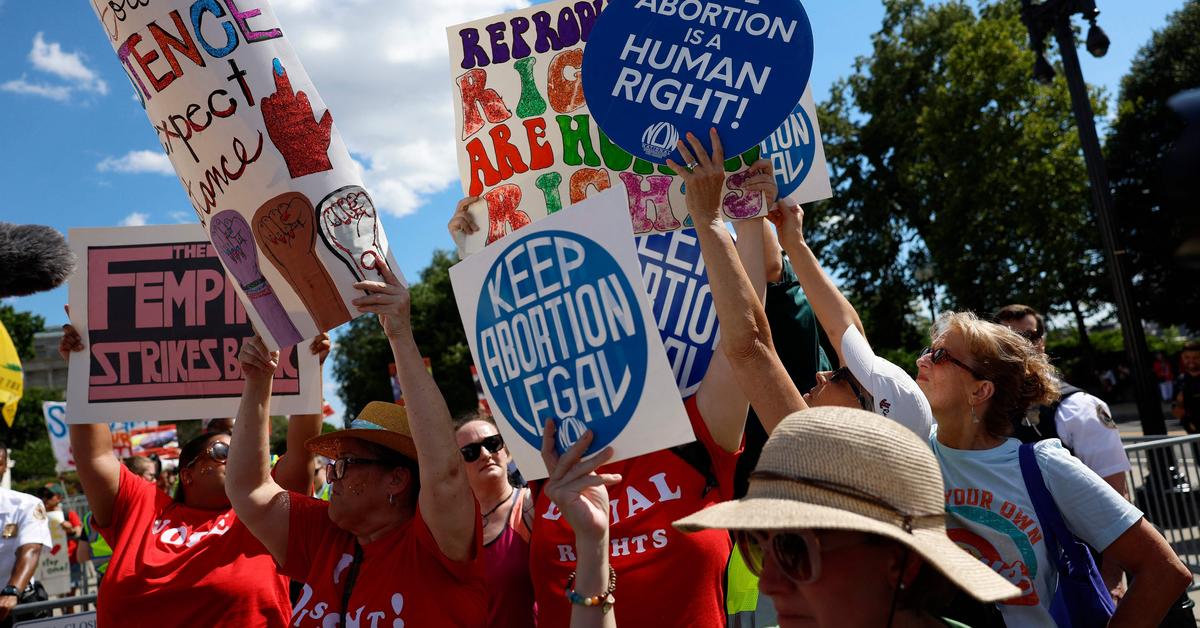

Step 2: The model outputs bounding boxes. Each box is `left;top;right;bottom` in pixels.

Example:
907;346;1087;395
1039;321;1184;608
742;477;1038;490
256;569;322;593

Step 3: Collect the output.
814;0;1109;349
331;250;477;424
1106;0;1200;330
1;387;64;481
0;304;45;362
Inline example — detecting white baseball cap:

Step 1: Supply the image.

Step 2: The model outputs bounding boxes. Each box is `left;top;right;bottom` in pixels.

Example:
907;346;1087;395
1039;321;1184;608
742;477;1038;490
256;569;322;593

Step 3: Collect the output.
840;325;934;438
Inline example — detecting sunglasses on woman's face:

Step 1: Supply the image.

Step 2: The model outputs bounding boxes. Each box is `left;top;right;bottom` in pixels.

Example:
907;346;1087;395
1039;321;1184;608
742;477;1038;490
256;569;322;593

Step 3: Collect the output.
460;434;505;463
829;367;871;411
920;346;987;381
325;456;386;482
186;440;230;468
735;530;822;585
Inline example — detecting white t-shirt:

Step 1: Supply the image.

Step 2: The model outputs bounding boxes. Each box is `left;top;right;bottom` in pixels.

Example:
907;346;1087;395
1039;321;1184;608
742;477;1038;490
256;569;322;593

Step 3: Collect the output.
0;488;52;584
1055;390;1131;478
930;428;1142;627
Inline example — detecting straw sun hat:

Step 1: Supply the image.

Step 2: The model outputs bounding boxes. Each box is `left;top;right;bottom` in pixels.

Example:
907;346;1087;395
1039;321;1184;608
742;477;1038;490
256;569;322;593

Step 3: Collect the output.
305;401;419;462
674;406;1020;603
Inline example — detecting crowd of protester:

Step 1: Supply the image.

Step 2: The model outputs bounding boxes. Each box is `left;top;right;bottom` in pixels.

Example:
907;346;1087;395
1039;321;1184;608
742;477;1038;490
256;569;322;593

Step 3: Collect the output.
2;129;1190;626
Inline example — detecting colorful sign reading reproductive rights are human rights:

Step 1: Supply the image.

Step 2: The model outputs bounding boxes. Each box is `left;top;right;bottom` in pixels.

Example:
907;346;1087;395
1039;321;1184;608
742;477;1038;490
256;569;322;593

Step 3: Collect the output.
448;0;822;256
88;0;400;350
450;189;693;480
582;0;815;163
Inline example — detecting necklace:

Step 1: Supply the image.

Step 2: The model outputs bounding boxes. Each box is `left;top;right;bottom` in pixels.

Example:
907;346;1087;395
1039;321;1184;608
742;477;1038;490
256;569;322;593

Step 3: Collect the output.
481;487;515;525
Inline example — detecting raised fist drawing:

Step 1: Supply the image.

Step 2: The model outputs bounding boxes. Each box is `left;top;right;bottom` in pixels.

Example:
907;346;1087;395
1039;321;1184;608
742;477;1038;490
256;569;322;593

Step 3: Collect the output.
261;58;334;179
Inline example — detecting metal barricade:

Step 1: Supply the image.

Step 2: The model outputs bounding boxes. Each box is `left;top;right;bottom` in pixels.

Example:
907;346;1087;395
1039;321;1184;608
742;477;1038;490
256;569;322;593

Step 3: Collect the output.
1124;434;1200;586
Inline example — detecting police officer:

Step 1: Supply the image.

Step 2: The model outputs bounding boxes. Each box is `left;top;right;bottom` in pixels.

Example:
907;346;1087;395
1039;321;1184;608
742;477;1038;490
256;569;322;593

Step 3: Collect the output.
0;443;51;628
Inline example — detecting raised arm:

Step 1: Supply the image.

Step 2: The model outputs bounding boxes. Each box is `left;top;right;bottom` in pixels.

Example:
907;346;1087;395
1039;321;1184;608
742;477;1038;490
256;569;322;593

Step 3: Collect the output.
59;323;121;527
767;200;865;365
694;217;768;452
225;336;290;565
272;334;331;495
0;544;42;622
352;261;476;561
666;130;807;433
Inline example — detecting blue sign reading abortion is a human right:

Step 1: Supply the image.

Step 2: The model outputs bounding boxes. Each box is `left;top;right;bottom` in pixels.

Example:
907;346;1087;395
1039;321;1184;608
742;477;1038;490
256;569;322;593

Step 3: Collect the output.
475;230;649;455
582;0;815;164
760;102;818;198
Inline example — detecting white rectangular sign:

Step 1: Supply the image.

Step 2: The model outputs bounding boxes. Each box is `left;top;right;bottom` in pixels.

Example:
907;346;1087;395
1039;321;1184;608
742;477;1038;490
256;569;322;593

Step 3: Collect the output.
450;189;694;479
66;225;320;422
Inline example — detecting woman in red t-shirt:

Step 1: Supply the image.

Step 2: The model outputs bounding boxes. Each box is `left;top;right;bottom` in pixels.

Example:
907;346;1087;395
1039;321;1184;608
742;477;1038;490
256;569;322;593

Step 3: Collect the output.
59;325;328;627
226;261;486;627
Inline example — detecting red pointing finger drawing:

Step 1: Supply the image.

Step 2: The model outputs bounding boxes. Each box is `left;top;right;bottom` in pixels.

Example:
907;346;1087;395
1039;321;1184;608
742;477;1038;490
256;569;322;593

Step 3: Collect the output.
261;58;334;179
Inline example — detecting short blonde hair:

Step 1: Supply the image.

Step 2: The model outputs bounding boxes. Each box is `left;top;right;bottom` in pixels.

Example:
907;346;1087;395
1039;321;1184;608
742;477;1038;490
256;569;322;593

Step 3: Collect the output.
933;311;1060;438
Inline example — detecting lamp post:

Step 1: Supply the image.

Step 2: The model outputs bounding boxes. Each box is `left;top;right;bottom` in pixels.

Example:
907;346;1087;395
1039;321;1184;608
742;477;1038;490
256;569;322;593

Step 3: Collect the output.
913;264;937;327
1020;0;1166;435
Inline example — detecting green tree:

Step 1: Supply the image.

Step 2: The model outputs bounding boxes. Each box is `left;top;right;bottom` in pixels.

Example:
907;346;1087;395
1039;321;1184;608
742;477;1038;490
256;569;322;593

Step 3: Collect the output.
331;250;477;423
1;387;64;482
815;0;1109;350
0;305;46;361
1106;0;1200;330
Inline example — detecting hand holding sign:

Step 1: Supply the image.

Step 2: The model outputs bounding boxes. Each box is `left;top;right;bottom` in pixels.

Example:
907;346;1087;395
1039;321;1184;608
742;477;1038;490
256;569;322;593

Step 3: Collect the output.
540;421;622;543
239;335;280;386
767;198;808;254
261;58;334;179
351;260;411;340
667;129;726;228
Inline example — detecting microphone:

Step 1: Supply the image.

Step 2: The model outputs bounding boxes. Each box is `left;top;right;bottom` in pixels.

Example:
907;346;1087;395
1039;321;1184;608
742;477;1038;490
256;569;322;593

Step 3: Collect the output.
0;222;76;298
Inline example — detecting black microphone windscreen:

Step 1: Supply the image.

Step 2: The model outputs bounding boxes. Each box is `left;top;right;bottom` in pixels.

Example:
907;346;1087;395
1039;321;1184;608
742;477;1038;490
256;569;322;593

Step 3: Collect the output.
0;223;77;298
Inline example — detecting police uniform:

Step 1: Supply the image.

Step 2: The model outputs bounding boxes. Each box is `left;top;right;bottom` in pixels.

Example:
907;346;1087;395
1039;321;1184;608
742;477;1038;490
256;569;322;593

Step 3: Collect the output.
1015;380;1132;479
0;487;52;617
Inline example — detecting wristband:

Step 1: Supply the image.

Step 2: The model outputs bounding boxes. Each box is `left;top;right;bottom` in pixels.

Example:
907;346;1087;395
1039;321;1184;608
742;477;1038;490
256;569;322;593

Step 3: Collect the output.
0;585;19;598
565;566;616;614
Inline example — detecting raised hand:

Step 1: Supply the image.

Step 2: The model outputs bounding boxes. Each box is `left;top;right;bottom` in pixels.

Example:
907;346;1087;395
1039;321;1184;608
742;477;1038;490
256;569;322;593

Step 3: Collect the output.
766;198;807;254
448;197;480;238
238;335;279;385
58;306;84;362
351;260;411;340
540;420;622;543
666;128;727;228
310;333;331;366
260;58;334;179
743;158;778;206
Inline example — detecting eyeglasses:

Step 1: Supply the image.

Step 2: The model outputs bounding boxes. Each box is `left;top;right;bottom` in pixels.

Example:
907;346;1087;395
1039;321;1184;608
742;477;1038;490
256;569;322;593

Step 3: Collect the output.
735;530;822;584
830;367;871;411
920;346;987;380
1015;328;1043;342
326;456;386;482
185;441;229;468
460;435;505;463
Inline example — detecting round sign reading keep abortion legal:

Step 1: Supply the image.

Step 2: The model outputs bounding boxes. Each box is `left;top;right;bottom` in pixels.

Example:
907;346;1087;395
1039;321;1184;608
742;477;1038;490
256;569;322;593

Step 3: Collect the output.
582;0;815;164
475;230;649;454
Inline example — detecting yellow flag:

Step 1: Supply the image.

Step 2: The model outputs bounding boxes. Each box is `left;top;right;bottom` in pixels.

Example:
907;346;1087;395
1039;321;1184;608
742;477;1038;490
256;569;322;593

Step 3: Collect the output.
0;320;23;427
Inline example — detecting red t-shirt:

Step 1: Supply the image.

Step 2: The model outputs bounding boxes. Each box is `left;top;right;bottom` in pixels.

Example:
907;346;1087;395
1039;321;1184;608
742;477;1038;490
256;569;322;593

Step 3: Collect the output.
283;494;488;627
94;465;290;627
65;510;81;564
530;396;741;627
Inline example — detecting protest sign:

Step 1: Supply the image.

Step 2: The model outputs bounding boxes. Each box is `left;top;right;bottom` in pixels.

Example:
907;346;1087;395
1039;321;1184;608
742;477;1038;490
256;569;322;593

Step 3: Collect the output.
87;0;400;350
450;189;693;479
581;0;814;163
45;401;177;465
760;86;831;203
448;0;780;257
66;225;321;422
38;510;71;597
635;229;718;397
41;403;74;473
15;613;97;628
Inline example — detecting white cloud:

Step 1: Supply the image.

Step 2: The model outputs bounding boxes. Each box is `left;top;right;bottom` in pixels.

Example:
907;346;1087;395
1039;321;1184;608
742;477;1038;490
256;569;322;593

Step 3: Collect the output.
97;150;174;175
30;33;108;95
1;33;107;101
0;77;71;101
169;211;195;223
272;0;529;217
119;212;149;227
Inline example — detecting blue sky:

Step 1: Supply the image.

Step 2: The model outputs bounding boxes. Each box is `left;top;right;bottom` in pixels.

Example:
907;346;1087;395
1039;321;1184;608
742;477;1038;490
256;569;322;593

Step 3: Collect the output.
0;0;1186;423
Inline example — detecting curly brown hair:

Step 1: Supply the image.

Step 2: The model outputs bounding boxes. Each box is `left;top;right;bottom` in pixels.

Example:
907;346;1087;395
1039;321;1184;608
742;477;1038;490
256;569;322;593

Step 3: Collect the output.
933;312;1060;439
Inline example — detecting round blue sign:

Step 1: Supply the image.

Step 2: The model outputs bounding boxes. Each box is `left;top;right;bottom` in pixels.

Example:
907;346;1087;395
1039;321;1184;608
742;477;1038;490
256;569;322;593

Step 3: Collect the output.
475;230;648;454
760;102;817;198
582;0;815;164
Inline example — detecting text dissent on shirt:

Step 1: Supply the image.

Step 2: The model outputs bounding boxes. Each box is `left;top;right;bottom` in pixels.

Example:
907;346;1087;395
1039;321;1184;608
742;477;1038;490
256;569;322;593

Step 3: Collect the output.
581;0;814;163
85;241;301;401
477;230;648;453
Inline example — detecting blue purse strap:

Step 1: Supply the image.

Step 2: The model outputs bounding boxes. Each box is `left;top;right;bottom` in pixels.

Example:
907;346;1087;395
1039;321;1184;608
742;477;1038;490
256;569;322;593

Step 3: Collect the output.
1018;443;1115;627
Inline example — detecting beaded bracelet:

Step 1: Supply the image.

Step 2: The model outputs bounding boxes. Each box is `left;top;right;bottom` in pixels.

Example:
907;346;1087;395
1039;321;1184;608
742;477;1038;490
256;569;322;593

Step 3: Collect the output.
565;566;617;614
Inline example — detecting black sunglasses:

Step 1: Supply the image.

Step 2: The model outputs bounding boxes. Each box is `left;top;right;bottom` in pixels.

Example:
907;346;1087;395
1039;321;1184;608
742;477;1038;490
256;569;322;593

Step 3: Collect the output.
186;440;229;468
1015;328;1043;342
921;347;987;380
325;456;387;482
830;367;871;411
460;435;505;463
